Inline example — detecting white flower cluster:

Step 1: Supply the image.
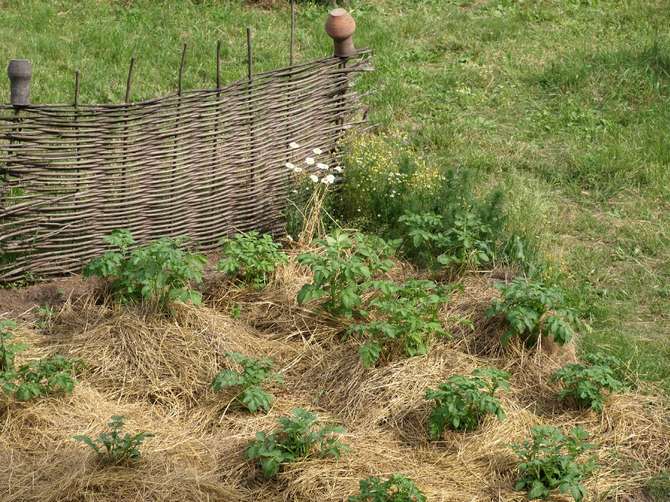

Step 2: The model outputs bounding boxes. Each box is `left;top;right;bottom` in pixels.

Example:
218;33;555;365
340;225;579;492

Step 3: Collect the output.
285;141;344;186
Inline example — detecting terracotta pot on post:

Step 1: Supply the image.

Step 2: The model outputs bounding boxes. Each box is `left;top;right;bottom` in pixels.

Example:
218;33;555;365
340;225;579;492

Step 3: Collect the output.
7;59;32;107
325;8;356;58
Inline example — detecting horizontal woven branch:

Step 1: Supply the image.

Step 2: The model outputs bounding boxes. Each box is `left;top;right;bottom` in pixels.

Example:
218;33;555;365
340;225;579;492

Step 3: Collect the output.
0;51;372;282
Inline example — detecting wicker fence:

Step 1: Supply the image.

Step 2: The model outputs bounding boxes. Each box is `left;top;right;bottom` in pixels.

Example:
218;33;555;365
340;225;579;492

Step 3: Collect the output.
0;12;370;283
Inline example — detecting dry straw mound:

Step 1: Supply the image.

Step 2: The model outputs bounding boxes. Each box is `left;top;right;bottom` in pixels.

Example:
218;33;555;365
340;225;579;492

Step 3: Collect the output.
1;261;668;501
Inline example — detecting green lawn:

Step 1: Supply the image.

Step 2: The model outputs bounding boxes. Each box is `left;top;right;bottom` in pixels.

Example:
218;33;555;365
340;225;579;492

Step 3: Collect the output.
1;0;669;391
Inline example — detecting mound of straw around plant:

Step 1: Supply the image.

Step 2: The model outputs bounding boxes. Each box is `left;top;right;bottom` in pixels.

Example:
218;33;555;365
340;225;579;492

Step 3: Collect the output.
47;298;298;409
1;261;669;501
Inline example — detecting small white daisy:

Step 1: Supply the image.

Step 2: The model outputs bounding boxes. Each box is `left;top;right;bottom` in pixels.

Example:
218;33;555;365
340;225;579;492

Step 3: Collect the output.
313;148;323;155
334;166;343;173
285;162;296;170
321;174;335;185
317;162;329;170
289;141;300;149
305;157;315;166
309;174;319;183
293;166;303;173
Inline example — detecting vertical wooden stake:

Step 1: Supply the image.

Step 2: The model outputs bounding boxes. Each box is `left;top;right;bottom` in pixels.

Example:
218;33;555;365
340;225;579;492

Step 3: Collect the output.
216;40;221;89
178;43;187;95
290;0;296;66
74;70;80;107
125;57;135;103
246;28;253;81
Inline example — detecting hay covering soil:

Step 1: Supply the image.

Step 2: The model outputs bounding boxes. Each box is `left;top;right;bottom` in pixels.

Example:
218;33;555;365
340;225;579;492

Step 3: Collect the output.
1;265;669;501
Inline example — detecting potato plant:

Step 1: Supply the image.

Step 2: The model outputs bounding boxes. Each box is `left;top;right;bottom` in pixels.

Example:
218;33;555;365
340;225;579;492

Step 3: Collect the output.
348;279;450;367
217;231;287;289
348;474;426;502
297;230;397;317
398;209;495;271
486;278;583;347
0;320;81;402
74;415;154;466
513;426;595;501
551;353;623;412
246;408;348;478
425;368;510;438
84;229;206;310
211;352;283;414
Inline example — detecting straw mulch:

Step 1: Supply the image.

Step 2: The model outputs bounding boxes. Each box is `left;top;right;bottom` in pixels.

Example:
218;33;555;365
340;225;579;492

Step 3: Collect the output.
1;264;668;501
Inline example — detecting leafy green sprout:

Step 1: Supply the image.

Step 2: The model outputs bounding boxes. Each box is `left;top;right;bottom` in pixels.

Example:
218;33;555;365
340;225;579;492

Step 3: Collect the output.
486;278;584;347
246;408;348;478
84;229;206;311
74;415;154;466
348;279;450;367
217;231;288;289
211;352;283;414
425;367;510;438
297;230;398;317
0;320;81;402
551;353;624;412
513;426;596;501
348;474;427;502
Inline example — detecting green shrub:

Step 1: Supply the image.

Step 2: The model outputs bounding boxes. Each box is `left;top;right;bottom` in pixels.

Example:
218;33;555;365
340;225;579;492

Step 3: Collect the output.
246;408;348;478
349;474;427;502
217;231;287;289
211;352;282;413
486;278;583;346
0;320;81;402
551;353;623;412
348;279;449;367
74;415;154;466
513;426;595;501
84;230;206;310
425;368;510;437
297;230;397;317
0;319;25;372
399;209;496;271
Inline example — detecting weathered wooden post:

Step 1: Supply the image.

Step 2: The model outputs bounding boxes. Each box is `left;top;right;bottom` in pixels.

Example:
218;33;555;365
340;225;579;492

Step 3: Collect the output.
325;8;356;58
8;59;31;106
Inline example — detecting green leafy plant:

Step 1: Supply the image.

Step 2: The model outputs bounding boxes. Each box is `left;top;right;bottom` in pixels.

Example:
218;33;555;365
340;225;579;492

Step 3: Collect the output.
425;368;510;437
246;408;347;477
349;474;427;502
211;352;283;413
218;231;288;289
0;320;81;402
513;426;595;501
74;415;154;465
83;229;206;310
399;209;495;271
348;280;450;367
551;353;624;412
0;319;25;372
35;305;55;331
297;230;397;317
486;278;583;346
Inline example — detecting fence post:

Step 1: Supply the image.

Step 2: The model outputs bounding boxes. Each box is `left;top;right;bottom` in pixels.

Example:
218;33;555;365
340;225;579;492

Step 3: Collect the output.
8;59;32;106
325;8;356;58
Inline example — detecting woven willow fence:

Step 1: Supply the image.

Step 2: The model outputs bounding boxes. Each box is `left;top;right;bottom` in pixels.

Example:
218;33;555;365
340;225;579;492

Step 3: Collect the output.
0;42;371;282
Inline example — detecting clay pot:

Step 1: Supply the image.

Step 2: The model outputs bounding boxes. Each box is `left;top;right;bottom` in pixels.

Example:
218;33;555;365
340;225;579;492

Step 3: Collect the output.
325;9;356;57
7;59;32;106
